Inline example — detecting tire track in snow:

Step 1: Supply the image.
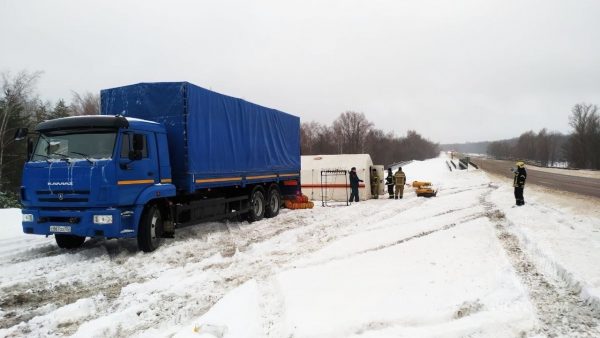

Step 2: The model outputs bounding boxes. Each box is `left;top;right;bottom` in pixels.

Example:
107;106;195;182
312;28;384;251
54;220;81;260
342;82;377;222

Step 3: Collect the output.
109;195;466;337
482;188;600;337
0;197;427;337
0;275;144;331
290;210;486;270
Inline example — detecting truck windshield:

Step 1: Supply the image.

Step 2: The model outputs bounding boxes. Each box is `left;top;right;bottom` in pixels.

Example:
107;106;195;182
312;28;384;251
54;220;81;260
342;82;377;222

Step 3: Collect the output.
31;130;117;162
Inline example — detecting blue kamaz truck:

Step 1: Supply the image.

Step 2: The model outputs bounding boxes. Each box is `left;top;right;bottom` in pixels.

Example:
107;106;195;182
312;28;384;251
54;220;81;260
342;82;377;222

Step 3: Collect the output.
16;82;301;252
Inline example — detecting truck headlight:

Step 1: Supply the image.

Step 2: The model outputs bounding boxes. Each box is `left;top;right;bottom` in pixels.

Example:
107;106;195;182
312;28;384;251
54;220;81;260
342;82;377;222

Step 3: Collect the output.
93;215;113;224
23;214;34;222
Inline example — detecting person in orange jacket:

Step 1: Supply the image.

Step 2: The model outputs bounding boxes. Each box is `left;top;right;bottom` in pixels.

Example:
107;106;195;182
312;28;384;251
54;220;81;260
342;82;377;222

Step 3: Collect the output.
394;167;406;199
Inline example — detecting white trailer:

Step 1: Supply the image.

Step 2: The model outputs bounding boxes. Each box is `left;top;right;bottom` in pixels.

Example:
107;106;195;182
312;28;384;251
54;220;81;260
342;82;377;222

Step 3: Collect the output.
301;154;385;202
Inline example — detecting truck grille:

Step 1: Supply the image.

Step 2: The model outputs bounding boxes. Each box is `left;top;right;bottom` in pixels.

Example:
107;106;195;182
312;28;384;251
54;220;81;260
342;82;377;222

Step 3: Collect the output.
38;216;81;224
36;190;90;203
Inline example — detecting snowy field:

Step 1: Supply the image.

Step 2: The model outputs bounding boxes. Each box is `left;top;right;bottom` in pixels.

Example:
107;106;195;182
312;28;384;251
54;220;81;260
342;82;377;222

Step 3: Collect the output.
1;156;600;337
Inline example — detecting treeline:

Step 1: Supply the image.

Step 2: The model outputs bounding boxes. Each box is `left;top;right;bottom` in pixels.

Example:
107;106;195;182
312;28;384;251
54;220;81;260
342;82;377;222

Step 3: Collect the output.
301;111;439;166
0;71;100;198
487;130;567;166
487;103;600;169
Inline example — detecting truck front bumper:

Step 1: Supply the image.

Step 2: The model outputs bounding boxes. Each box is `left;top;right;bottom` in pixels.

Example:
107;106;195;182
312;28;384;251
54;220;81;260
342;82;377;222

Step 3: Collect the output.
21;206;142;238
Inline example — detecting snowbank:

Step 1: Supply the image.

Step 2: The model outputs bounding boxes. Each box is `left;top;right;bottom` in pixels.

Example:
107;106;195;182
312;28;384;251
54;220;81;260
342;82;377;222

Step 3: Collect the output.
172;280;262;338
0;208;23;240
489;178;600;311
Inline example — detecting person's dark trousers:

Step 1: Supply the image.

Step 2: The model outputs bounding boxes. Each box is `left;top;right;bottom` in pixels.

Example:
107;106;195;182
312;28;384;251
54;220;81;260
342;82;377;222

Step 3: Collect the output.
387;185;394;198
349;187;359;202
514;187;525;205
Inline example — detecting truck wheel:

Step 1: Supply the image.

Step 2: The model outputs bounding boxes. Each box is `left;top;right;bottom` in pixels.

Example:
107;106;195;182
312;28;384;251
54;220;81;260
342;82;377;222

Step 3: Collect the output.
55;234;86;249
138;205;163;252
265;187;281;218
248;188;266;222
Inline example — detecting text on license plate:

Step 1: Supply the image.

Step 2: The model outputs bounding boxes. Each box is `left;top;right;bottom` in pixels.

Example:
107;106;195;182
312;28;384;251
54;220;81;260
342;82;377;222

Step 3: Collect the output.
50;225;71;233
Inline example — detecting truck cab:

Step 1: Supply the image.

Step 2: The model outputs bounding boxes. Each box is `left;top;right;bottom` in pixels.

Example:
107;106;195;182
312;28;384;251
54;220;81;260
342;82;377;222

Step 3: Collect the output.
20;115;175;250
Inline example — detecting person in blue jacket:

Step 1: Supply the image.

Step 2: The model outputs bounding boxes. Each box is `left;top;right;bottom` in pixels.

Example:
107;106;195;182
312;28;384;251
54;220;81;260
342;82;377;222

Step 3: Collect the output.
349;167;364;203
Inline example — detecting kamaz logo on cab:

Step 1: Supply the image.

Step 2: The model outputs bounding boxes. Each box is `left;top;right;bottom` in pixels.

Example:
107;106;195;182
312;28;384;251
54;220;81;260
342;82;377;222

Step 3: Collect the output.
48;182;73;186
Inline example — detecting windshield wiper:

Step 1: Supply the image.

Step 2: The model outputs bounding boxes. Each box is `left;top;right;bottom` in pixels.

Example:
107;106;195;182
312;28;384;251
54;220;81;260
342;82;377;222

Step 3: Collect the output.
33;153;69;162
68;151;93;164
48;152;71;162
31;153;52;163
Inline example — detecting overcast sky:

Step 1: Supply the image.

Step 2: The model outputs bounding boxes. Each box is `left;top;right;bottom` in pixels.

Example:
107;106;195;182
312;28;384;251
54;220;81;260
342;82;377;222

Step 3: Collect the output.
2;0;600;143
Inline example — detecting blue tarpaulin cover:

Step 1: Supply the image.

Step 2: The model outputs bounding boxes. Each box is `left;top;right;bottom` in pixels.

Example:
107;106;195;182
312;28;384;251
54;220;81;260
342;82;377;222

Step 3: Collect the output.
100;82;300;192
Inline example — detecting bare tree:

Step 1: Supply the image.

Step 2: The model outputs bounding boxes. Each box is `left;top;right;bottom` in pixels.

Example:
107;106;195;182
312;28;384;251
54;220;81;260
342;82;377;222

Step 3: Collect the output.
332;111;373;154
301;112;439;164
0;70;41;191
536;128;550;166
300;121;320;154
71;91;100;115
515;130;536;162
313;124;338;154
566;103;600;169
487;140;513;159
364;128;390;164
547;132;566;166
401;130;439;161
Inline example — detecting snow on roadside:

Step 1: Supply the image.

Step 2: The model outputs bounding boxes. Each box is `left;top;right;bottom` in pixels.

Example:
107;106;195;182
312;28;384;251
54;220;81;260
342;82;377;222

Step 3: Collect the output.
488;175;600;310
0;209;24;240
274;218;534;337
0;208;54;267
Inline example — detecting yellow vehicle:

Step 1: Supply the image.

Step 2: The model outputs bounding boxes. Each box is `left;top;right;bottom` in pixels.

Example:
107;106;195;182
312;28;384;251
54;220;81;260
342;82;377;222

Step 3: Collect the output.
412;181;437;197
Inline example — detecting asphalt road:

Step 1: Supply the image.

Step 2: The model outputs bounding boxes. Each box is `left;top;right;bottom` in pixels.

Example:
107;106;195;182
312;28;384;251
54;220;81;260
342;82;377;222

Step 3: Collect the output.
471;158;600;199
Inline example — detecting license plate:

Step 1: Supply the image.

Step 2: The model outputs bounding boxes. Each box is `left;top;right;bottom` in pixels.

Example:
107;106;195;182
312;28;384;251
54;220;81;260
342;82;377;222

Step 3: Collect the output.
50;225;71;233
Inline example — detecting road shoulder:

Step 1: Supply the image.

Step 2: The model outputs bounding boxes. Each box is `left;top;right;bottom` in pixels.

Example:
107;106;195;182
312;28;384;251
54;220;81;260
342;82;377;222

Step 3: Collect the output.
486;172;600;313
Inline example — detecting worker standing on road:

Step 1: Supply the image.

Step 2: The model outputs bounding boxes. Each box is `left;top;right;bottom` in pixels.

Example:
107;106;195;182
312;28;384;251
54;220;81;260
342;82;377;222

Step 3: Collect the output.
394;167;406;199
513;161;527;206
349;167;364;203
370;168;380;199
385;168;395;199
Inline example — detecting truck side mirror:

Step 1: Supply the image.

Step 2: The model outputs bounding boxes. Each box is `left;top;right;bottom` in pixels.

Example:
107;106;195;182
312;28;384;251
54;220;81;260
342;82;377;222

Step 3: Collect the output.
14;128;28;141
27;139;33;159
13;128;34;160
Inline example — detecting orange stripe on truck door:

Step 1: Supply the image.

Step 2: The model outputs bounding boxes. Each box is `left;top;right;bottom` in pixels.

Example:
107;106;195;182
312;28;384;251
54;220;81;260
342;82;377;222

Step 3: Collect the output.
246;174;278;180
195;177;242;184
118;179;155;185
195;173;300;184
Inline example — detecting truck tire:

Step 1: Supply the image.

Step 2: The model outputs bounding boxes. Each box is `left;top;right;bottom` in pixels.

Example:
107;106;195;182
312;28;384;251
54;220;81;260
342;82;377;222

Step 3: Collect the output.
55;234;86;249
138;204;164;252
265;187;281;218
247;188;266;222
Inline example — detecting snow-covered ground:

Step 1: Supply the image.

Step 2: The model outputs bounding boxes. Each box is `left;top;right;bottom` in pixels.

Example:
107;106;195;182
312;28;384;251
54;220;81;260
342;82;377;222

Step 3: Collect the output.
1;156;600;337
